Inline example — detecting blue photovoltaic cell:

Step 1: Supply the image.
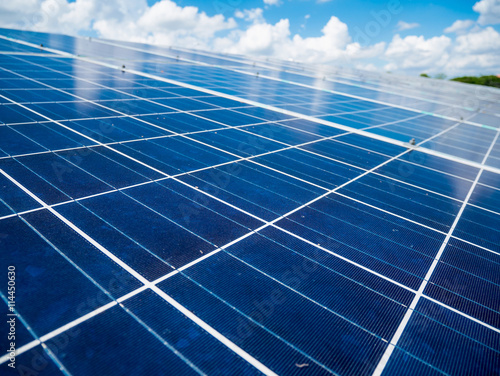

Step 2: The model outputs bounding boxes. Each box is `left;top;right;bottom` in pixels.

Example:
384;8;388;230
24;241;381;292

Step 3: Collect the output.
423;239;500;328
123;290;262;375
136;112;223;133
0;172;43;213
116;135;237;174
68;117;171;143
153;97;220;112
387;299;500;375
479;169;500;187
160;275;332;375
69;190;218;267
49;305;201;375
9;122;90;151
301;138;392;169
2;345;66;376
0;157;72;204
54;201;175;281
178;161;324;221
1;88;75;103
397;150;479;180
124;179;263;243
338;173;462;232
454;205;500;252
469;182;500;212
26;102;118;120
0;27;499;376
374;157;474;200
276;194;445;290
160;253;389;376
224;228;413;339
235;106;294;122
382;348;445;376
0;79;47;90
187;128;285;157
54;148;152;189
335;133;406;156
0;104;46;124
278;118;346;137
14;152;114;200
22;209;143;298
191;108;264;126
242;123;321;145
0;125;47;155
0;215;114;335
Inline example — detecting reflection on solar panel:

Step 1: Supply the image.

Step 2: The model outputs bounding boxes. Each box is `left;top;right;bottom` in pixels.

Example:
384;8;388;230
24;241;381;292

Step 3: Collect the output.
0;27;499;376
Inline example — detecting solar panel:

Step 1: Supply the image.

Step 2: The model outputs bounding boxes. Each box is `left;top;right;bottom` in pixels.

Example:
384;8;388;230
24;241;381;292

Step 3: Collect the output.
0;27;499;376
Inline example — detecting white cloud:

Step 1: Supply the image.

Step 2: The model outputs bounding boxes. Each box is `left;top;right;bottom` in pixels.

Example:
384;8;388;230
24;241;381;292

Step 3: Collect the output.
382;26;500;76
0;0;236;46
220;19;291;56
384;34;451;71
444;19;475;34
355;63;379;72
263;0;280;5
0;0;40;29
454;26;500;53
396;21;420;31
444;28;500;74
235;8;264;24
138;0;235;38
215;15;384;65
473;0;500;25
346;41;386;59
10;0;102;35
293;16;351;53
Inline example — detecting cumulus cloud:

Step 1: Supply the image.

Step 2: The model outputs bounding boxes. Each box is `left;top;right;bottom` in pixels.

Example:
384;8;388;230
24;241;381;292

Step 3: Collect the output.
444;19;476;34
382;1;500;76
263;0;281;5
1;0;100;35
0;0;236;46
215;15;385;65
293;16;351;53
473;0;500;25
396;21;420;31
235;8;265;24
219;18;291;56
0;0;43;30
384;34;451;71
355;63;379;72
444;27;500;74
134;0;236;46
383;26;500;76
454;26;500;53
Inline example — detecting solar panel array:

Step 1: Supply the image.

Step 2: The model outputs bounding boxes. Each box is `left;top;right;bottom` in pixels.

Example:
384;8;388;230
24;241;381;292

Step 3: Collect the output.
0;27;499;376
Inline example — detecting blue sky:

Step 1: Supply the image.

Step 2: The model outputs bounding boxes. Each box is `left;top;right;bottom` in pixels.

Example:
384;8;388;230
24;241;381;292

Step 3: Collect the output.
1;0;500;77
178;0;482;38
172;0;500;42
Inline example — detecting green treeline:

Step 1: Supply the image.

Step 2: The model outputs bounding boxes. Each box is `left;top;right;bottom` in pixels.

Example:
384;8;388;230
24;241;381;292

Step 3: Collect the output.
450;75;500;88
420;73;500;88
